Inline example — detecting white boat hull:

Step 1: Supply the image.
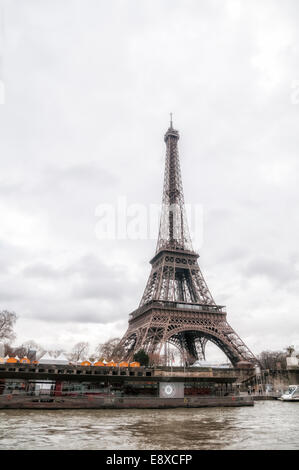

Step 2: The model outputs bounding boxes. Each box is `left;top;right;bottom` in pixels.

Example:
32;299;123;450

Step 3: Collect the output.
278;385;299;401
278;397;299;402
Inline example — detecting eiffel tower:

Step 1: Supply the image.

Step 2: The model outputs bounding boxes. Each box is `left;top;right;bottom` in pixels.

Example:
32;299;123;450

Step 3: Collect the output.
116;118;257;367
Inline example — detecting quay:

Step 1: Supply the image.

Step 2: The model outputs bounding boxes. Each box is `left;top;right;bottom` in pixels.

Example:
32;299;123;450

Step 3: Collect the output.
0;395;253;409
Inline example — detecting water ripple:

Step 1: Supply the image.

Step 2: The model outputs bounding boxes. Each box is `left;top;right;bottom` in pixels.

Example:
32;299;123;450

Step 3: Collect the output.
0;402;298;450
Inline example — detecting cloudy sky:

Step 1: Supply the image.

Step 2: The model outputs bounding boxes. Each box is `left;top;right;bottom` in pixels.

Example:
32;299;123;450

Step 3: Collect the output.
0;0;298;361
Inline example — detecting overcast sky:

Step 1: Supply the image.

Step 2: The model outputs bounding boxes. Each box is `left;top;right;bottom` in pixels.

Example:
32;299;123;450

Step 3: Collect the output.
0;0;298;361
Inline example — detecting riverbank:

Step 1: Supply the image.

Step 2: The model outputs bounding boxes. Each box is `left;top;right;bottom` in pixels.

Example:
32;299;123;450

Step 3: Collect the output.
0;395;253;409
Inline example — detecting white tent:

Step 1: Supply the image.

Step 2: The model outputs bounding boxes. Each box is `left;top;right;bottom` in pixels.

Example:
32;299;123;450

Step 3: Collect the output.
192;360;230;369
39;352;56;364
39;351;69;365
55;353;69;365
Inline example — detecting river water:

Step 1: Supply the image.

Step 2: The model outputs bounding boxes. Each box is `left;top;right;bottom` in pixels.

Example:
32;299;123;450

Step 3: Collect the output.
0;401;298;450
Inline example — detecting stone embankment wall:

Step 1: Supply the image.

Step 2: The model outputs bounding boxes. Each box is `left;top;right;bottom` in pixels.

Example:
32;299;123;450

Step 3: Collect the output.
237;368;299;393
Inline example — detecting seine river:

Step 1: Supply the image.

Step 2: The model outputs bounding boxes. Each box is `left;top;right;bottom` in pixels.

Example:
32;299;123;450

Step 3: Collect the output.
0;401;298;450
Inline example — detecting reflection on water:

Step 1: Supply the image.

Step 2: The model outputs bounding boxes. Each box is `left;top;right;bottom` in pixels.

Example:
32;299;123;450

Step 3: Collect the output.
0;401;298;450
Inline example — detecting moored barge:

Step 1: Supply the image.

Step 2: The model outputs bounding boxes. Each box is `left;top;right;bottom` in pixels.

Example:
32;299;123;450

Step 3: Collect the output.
0;363;254;408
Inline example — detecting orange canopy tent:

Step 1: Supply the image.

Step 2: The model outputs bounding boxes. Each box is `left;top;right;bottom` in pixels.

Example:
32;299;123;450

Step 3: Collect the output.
129;361;140;367
106;361;118;367
6;357;18;363
80;360;91;366
94;361;105;366
119;361;129;367
20;357;30;364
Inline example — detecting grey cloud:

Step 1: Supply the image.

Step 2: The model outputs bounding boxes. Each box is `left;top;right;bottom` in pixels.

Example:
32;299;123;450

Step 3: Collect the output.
0;241;26;273
6;253;143;325
44;164;118;188
71;258;141;302
243;256;299;284
22;262;66;279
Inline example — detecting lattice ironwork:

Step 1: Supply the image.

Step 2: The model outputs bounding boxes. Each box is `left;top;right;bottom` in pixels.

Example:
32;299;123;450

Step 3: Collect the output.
115;120;257;367
156;121;193;253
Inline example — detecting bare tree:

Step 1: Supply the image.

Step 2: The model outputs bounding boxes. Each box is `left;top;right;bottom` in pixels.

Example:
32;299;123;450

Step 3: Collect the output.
4;343;29;358
4;339;44;360
69;342;89;363
21;340;41;351
95;338;121;361
47;349;67;359
4;343;15;357
148;352;164;366
0;310;17;343
258;350;287;370
21;340;44;359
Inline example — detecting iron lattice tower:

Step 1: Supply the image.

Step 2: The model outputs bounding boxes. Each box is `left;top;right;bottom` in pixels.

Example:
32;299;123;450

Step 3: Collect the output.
115;120;257;367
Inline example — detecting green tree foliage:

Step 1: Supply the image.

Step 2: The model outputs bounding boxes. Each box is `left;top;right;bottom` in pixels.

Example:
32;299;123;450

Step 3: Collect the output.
133;349;149;366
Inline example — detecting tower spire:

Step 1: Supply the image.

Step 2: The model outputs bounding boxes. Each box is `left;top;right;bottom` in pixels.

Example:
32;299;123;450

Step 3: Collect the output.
157;120;192;253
